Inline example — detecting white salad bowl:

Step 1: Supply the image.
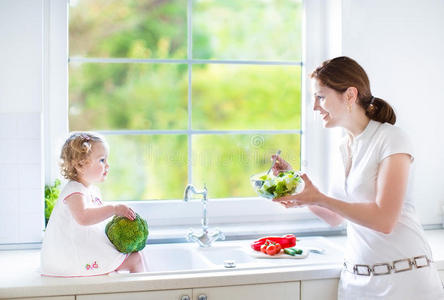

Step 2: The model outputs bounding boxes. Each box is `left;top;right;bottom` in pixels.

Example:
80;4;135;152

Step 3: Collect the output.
250;170;303;199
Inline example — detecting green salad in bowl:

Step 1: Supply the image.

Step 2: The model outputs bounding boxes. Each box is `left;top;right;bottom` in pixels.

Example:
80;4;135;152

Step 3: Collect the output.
250;170;302;199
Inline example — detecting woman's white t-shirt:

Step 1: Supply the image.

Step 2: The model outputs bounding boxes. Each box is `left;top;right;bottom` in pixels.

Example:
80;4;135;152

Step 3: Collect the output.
329;120;444;299
40;181;127;277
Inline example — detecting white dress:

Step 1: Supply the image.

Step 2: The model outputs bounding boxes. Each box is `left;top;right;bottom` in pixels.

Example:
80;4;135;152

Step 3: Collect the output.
41;181;127;277
329;120;444;299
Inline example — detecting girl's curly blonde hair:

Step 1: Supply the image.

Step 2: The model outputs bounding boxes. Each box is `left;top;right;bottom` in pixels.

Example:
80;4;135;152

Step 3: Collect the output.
60;132;107;181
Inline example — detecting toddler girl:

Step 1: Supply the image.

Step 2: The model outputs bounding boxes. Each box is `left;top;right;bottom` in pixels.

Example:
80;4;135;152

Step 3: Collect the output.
41;132;145;276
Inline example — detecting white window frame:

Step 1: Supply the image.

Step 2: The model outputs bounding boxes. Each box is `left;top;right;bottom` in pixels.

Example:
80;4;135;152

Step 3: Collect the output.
45;0;343;240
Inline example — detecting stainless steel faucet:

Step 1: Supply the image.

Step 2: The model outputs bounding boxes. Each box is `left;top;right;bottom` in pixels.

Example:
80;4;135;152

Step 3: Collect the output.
184;184;225;247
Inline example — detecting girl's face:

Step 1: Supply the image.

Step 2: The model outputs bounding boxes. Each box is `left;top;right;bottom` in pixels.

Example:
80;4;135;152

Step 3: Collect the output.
77;142;109;186
311;79;349;128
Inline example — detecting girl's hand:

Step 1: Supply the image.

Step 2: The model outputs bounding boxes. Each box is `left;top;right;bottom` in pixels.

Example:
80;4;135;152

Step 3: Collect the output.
114;204;136;221
271;155;292;175
273;173;323;208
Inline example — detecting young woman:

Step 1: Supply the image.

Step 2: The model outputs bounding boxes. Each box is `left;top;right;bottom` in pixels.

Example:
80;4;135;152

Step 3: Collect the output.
272;56;444;299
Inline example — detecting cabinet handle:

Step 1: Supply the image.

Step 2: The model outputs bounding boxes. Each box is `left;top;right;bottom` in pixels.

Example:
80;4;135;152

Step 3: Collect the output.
180;296;190;300
198;295;207;300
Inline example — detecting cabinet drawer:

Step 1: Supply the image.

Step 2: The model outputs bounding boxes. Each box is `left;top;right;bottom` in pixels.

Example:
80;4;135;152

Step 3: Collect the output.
301;278;339;300
77;289;192;300
193;281;300;300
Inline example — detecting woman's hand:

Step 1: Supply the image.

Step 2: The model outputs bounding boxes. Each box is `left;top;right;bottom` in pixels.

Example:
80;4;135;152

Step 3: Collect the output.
273;173;324;208
114;204;136;221
272;173;344;226
271;155;293;175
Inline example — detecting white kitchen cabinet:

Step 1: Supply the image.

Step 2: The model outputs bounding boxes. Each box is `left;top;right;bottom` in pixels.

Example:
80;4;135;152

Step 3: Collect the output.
193;281;300;300
77;289;192;300
13;297;74;300
301;278;339;300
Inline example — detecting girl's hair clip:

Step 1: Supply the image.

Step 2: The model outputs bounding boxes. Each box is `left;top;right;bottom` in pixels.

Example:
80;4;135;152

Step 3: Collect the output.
81;134;91;141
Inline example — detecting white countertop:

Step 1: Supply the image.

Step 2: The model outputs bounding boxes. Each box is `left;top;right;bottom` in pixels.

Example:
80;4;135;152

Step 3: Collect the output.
1;229;443;299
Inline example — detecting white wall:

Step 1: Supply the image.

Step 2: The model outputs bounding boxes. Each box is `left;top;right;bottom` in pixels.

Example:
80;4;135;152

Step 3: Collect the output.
340;0;444;224
0;0;44;243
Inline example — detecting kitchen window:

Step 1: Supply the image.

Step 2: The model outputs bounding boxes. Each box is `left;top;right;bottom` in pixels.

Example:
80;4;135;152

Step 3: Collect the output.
46;0;334;235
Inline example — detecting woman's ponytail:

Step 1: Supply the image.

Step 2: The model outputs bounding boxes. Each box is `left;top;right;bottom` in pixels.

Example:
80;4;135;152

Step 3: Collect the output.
363;96;396;125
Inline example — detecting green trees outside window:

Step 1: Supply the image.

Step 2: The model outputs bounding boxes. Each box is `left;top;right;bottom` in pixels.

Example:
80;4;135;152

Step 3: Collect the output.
69;0;302;201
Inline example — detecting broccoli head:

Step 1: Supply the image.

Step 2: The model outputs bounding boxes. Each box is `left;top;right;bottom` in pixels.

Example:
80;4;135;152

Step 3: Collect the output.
105;214;149;253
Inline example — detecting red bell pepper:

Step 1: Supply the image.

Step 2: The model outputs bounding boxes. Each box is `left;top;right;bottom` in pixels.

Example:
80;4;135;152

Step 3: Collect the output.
251;234;296;251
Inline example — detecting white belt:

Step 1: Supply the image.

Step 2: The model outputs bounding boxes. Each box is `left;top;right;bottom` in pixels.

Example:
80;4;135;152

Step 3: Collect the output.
344;255;432;276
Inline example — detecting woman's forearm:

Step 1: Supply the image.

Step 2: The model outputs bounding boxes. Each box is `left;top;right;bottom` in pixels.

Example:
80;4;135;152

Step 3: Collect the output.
317;195;398;234
308;205;344;227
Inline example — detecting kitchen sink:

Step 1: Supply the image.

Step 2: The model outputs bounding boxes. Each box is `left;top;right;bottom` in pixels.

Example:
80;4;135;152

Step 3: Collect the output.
196;245;256;265
111;236;344;276
143;246;214;273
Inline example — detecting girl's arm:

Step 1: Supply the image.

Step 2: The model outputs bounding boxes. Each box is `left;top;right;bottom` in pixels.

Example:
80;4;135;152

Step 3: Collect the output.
275;153;411;234
65;194;135;226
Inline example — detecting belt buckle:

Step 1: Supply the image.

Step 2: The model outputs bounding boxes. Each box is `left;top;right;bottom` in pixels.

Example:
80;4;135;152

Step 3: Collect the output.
372;263;392;276
354;264;371;276
393;258;412;273
413;255;430;268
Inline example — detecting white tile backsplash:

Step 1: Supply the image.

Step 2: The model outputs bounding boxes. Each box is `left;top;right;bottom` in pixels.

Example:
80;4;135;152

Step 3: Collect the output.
0;190;20;243
17;113;41;139
0;165;19;189
0;188;19;213
1;0;45;244
0;112;43;244
16;139;41;164
0;0;43;114
0;114;18;138
0;139;18;163
18;164;42;189
0;214;19;243
18;213;44;242
19;188;43;214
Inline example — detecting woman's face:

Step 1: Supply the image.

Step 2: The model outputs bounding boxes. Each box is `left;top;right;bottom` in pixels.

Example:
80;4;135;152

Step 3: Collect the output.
311;79;348;128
